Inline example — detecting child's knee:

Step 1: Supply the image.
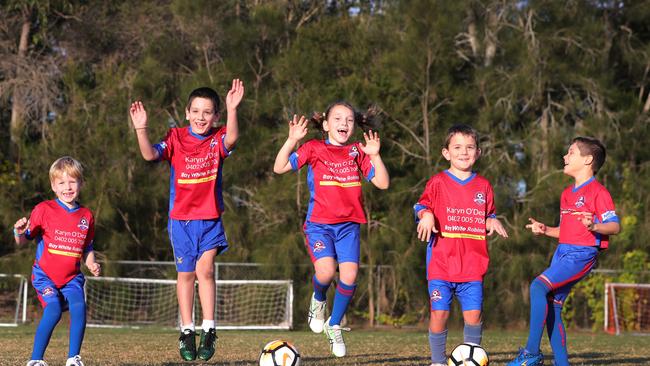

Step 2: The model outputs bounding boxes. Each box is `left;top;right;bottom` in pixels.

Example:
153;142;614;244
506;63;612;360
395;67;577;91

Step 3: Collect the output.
462;310;482;325
530;277;551;298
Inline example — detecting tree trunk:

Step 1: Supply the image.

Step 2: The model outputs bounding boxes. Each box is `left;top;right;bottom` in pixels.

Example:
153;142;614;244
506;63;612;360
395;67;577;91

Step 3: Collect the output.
10;7;32;148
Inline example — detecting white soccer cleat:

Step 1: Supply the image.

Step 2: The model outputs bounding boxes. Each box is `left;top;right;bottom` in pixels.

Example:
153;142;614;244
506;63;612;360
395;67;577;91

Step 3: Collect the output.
26;361;48;366
323;317;350;357
307;294;326;333
65;355;84;366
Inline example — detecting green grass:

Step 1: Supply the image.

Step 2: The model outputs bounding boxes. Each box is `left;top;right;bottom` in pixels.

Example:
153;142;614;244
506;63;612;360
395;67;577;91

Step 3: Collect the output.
1;325;649;365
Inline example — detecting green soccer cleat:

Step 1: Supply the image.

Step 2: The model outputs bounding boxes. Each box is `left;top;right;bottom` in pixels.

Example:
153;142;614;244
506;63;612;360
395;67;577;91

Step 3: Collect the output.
197;328;218;361
178;329;197;361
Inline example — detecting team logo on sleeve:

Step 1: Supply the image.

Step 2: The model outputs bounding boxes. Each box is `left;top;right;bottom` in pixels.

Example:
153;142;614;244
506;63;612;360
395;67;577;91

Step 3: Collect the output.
430;289;442;302
602;210;617;221
77;217;89;231
575;196;586;208
473;192;486;205
348;146;359;158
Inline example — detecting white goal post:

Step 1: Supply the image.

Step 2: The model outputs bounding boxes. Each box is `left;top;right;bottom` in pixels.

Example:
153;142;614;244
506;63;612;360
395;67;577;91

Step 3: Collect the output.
0;274;28;327
85;277;293;330
604;282;650;335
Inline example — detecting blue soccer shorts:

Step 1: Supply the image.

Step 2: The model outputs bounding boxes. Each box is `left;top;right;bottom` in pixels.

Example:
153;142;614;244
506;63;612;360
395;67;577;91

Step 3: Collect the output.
538;243;598;306
303;221;360;264
168;218;229;272
31;265;85;309
428;279;483;312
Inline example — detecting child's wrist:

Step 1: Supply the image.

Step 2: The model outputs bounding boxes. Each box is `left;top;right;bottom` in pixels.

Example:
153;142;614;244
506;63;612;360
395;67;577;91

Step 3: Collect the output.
135;126;148;131
13;228;24;237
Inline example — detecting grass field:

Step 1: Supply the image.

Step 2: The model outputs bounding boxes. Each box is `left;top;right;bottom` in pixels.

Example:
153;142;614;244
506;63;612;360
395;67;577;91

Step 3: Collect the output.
1;325;649;365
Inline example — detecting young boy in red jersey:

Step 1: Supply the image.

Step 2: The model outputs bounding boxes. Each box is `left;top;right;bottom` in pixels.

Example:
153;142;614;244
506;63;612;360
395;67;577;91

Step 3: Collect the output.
507;137;620;366
129;79;244;362
14;157;101;366
414;124;508;366
273;102;389;357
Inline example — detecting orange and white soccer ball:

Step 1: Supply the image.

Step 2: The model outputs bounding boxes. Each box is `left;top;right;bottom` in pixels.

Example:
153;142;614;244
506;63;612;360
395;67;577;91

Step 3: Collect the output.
447;343;489;366
259;340;301;366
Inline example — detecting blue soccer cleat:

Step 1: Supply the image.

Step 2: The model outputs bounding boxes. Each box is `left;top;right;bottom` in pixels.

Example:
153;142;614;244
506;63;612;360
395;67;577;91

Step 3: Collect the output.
506;347;544;366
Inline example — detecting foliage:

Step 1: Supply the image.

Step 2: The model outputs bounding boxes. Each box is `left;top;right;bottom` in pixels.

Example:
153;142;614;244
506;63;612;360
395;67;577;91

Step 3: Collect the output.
1;0;650;328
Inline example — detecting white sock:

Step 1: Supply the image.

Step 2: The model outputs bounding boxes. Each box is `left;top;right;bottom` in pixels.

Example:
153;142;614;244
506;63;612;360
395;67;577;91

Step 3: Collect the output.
181;323;195;332
202;320;215;331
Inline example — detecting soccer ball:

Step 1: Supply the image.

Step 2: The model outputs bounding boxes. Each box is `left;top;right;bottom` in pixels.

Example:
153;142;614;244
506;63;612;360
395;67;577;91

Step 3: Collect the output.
447;343;489;366
259;340;301;366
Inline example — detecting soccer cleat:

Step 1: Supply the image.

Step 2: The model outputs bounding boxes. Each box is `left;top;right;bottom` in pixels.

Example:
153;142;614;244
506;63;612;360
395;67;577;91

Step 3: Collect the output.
65;355;84;366
26;361;48;366
323;317;350;357
308;293;326;333
506;347;544;366
178;329;197;361
197;328;218;361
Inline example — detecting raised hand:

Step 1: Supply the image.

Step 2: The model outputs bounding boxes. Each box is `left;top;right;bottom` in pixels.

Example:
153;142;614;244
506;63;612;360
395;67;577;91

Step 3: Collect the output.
129;101;148;129
525;217;546;235
288;114;308;141
359;130;381;156
226;79;245;111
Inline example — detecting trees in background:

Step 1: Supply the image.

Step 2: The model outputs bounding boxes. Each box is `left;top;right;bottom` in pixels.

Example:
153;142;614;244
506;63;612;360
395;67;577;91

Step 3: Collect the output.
1;0;649;327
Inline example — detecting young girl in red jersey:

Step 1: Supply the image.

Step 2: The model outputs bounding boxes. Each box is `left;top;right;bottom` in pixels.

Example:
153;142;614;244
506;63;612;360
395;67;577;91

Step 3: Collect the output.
273;102;389;357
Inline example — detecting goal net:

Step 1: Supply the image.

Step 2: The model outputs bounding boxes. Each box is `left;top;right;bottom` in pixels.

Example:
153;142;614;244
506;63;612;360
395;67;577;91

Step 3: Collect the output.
604;282;650;335
85;277;293;329
0;274;27;327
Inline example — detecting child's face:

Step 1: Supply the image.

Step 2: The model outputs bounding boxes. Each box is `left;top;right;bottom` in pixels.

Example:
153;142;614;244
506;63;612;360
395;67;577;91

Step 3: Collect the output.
51;172;81;208
186;97;219;136
323;104;355;146
563;142;591;176
442;133;480;173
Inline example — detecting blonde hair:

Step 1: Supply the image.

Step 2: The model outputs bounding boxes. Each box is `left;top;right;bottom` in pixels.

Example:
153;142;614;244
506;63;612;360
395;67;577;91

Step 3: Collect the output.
49;156;84;183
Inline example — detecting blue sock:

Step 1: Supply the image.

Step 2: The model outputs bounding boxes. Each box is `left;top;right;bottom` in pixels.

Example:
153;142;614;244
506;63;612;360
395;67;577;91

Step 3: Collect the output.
547;304;569;366
464;322;482;345
67;291;87;357
31;301;63;360
429;329;448;364
329;281;355;326
312;275;330;302
525;278;551;354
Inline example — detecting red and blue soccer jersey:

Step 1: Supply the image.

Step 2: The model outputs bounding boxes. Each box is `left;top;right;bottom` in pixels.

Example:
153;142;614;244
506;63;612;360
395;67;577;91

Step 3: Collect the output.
26;200;95;288
154;126;231;220
414;171;496;282
558;177;619;249
289;139;375;224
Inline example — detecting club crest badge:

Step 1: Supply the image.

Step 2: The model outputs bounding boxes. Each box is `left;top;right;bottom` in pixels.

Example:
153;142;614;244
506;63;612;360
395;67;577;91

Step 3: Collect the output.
78;217;89;231
430;289;443;302
473;192;486;205
575;196;585;208
210;137;218;149
313;240;326;253
42;287;55;297
349;146;359;158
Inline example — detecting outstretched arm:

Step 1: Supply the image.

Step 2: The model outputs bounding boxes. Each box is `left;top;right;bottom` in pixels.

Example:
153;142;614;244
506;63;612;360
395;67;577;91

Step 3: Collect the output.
129;101;160;161
13;217;29;245
224;79;245;151
359;130;389;189
525;217;559;238
273;115;308;174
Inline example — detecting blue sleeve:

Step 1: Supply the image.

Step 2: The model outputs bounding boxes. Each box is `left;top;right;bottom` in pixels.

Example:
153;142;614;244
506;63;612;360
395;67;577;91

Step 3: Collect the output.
413;203;429;224
365;165;375;182
289;152;299;171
